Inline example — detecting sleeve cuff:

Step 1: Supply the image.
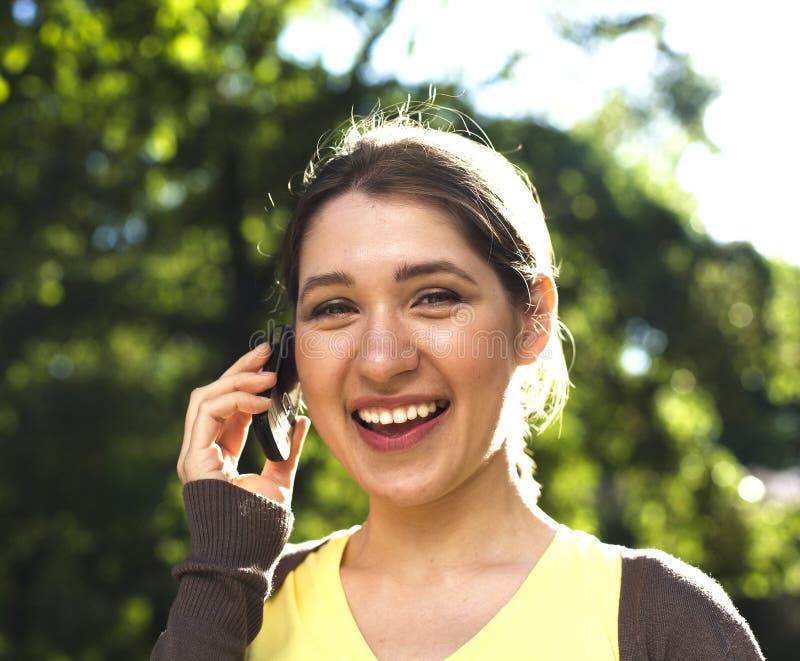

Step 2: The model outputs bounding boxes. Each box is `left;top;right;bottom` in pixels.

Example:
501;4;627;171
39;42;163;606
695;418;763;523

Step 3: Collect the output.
183;480;294;569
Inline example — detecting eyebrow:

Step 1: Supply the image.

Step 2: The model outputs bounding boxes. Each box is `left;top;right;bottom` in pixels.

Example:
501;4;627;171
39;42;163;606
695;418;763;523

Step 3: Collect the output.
298;260;478;307
393;260;479;286
298;270;354;307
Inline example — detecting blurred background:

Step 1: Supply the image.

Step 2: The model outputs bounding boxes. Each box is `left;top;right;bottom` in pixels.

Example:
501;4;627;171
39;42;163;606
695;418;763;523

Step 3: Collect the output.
1;0;798;658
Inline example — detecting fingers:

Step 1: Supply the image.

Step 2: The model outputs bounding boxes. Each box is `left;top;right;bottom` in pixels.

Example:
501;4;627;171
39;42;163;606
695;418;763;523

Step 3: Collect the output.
183;343;273;446
215;410;254;467
178;368;277;479
221;342;272;378
189;390;271;456
179;390;272;483
177;343;294;486
263;415;310;485
182;370;275;448
244;415;309;502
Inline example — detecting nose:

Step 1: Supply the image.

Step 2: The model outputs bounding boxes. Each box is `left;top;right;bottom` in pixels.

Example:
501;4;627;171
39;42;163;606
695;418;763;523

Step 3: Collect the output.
355;312;420;384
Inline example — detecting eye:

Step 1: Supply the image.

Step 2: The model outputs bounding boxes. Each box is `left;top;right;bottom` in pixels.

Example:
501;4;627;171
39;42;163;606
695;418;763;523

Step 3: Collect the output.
415;289;462;307
310;299;356;319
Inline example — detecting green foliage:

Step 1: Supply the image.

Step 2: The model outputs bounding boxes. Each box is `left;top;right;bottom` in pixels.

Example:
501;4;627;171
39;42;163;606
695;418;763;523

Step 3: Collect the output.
1;0;798;658
557;12;720;144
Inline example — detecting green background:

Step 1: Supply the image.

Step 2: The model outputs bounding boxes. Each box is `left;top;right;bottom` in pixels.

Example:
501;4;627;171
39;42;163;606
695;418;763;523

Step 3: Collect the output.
1;1;798;658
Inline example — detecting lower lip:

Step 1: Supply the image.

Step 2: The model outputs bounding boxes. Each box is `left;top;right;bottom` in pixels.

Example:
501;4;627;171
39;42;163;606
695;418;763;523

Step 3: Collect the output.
354;407;449;452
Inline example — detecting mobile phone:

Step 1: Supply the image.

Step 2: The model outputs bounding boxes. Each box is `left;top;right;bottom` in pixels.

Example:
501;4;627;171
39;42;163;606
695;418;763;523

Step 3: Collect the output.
251;325;302;462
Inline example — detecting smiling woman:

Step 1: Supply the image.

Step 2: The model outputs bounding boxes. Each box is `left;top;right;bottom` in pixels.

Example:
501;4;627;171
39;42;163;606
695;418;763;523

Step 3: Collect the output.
293;192;533;506
151;105;763;660
283;117;569;500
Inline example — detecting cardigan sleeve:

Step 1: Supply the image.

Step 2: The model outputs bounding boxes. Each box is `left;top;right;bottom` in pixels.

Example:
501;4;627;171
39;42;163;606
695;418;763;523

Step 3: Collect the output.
618;548;764;661
151;480;293;661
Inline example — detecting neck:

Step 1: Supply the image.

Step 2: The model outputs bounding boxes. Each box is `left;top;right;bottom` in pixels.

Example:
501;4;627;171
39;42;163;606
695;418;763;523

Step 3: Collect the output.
343;446;557;578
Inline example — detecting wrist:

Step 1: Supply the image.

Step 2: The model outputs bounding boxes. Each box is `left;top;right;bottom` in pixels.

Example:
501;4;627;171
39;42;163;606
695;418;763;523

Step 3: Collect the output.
183;479;293;567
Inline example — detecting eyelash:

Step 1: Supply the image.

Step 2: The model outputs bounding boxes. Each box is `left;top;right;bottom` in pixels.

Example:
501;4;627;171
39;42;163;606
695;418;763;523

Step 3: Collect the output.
309;300;354;319
415;289;462;306
308;290;462;319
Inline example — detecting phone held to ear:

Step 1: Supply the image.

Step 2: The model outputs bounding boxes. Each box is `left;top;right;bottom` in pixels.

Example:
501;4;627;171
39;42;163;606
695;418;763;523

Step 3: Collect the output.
251;325;302;462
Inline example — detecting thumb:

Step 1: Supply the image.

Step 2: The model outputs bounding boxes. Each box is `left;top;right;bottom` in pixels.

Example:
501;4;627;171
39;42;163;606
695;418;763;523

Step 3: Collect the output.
263;415;310;488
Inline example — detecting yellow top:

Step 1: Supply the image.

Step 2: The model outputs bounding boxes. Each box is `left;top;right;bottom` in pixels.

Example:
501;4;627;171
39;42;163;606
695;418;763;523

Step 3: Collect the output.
247;524;621;660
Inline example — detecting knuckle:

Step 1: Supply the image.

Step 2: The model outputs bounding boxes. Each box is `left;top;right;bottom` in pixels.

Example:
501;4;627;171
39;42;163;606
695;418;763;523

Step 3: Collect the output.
238;373;262;392
189;386;205;404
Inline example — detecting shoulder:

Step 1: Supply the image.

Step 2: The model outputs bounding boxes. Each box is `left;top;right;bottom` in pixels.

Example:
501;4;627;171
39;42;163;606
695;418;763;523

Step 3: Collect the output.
618;547;763;660
269;529;353;598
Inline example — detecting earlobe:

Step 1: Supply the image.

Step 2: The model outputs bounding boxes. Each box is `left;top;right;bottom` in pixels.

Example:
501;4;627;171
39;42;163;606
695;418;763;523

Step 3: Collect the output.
516;275;556;366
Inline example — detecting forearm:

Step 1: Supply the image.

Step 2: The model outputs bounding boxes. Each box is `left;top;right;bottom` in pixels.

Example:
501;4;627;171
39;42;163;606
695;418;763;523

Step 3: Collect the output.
151;480;293;661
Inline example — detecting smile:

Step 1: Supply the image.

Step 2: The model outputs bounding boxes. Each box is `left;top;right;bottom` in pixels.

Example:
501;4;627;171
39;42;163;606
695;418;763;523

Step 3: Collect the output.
355;400;449;428
352;400;450;451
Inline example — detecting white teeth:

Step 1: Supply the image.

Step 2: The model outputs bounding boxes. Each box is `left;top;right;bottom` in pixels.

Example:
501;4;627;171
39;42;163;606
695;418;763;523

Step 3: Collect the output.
356;400;446;426
418;401;437;418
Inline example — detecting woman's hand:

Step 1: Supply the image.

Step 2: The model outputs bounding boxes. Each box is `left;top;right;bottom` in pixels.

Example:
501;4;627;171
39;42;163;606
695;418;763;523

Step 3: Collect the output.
176;342;309;507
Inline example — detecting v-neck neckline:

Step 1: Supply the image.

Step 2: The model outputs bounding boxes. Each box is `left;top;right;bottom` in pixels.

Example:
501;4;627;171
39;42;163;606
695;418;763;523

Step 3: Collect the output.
321;525;564;661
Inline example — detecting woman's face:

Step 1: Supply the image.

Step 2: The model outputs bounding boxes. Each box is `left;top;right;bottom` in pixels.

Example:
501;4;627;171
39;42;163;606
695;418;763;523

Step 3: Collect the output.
294;191;525;507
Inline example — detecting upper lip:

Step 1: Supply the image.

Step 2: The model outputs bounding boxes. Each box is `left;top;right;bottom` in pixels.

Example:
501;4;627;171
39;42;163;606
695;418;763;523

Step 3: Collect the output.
349;395;450;414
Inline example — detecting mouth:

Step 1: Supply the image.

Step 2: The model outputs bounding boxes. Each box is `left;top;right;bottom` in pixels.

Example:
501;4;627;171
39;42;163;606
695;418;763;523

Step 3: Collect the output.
352;400;450;438
351;400;451;453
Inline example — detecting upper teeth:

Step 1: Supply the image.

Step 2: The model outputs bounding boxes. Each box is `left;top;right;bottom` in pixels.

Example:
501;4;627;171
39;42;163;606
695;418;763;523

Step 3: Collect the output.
357;401;445;425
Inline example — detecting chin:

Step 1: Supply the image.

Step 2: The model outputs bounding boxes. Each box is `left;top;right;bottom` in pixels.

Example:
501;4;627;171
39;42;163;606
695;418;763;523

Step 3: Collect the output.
345;460;443;508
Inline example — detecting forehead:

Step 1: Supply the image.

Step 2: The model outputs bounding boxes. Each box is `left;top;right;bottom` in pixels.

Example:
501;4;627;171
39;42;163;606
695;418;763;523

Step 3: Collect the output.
298;192;484;277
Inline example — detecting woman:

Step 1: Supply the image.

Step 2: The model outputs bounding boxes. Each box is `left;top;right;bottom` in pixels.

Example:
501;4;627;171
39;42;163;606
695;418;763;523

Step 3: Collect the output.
152;108;763;660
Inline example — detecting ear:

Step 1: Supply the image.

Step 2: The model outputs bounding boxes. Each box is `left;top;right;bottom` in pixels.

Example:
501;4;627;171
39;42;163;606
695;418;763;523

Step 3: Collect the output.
516;274;556;366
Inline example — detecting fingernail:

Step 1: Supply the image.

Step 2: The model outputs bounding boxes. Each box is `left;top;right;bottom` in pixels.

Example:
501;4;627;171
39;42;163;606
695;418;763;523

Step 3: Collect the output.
255;342;269;354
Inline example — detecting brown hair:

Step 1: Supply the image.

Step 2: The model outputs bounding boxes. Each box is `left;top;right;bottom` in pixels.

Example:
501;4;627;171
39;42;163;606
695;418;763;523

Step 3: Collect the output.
280;107;571;486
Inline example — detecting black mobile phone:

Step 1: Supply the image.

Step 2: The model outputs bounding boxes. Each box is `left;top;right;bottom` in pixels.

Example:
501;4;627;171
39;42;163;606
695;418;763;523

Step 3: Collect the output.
251;325;302;462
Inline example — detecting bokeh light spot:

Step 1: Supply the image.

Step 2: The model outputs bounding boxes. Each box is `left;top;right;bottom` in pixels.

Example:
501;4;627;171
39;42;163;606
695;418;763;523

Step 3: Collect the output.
738;475;766;503
122;215;148;244
221;44;246;69
558;168;585;194
92;225;120;251
3;43;31;74
728;301;754;328
169;33;204;70
6;362;30;390
670;368;696;393
571;193;597;220
144;123;177;163
38;280;64;306
620;345;651;376
156;181;187;209
139;35;162;58
48;354;74;380
12;0;37;26
85;150;110;176
711;459;738;488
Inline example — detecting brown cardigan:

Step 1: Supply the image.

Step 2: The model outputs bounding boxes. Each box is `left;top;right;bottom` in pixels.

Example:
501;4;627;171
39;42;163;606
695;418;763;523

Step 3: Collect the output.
151;480;764;660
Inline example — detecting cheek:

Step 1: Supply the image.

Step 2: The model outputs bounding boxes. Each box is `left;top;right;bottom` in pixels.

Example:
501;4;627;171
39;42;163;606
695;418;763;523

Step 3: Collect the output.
297;357;333;409
296;330;354;416
460;323;517;377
